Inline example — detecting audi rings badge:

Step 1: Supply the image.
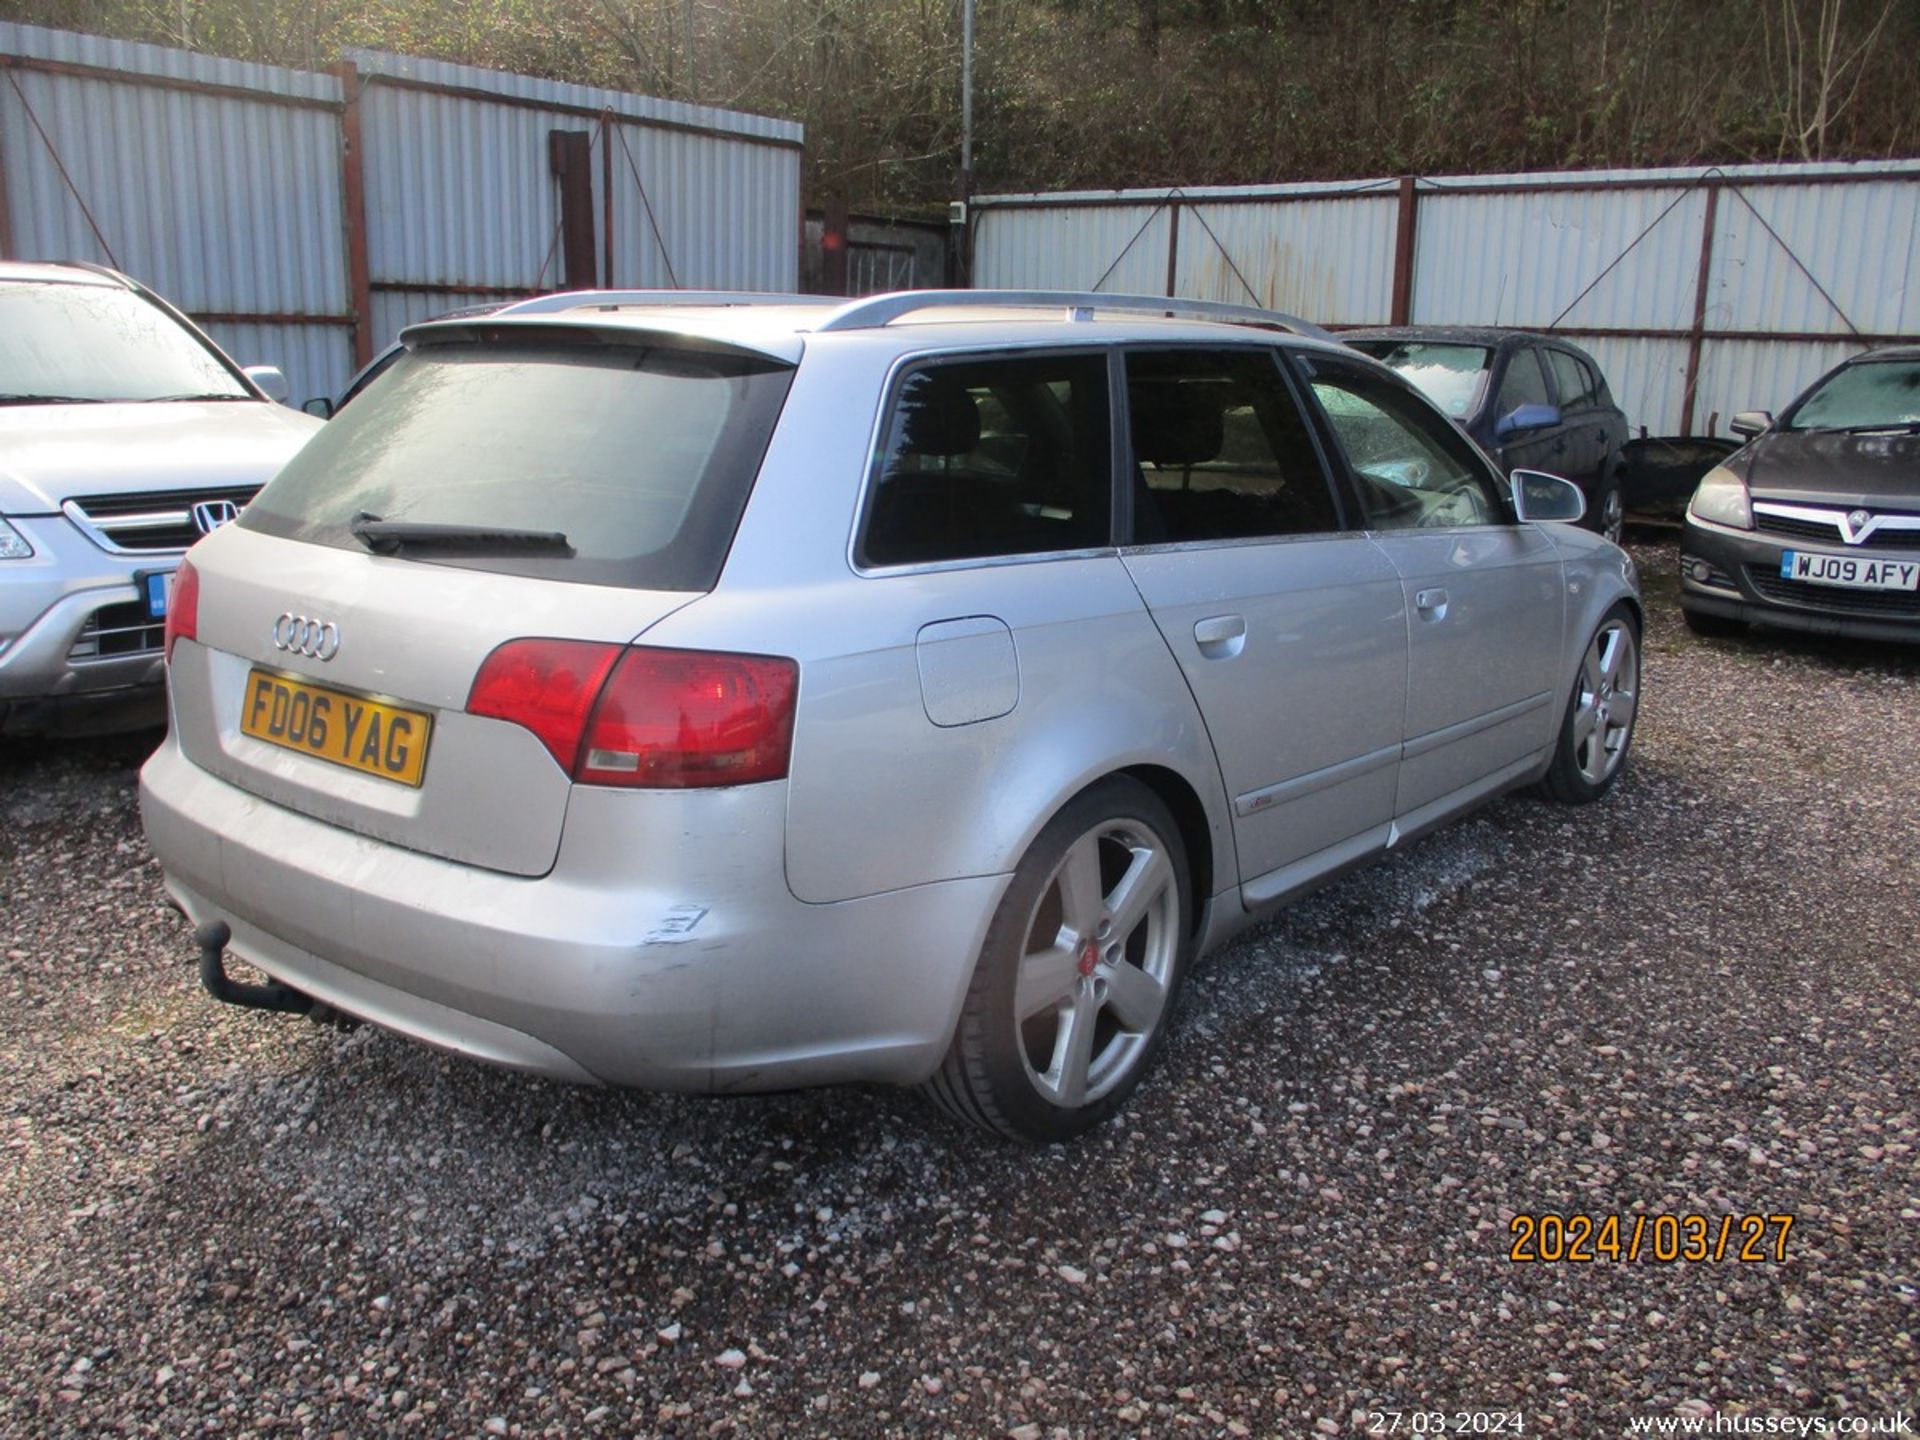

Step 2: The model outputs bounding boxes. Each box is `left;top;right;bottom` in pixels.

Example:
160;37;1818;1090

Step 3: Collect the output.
272;613;342;661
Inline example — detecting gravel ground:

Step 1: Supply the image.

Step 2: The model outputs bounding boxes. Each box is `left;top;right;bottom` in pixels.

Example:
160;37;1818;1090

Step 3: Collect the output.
2;538;1916;1438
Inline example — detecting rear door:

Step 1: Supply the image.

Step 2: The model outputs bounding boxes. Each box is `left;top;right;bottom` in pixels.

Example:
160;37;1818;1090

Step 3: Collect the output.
1116;346;1407;903
1293;352;1564;830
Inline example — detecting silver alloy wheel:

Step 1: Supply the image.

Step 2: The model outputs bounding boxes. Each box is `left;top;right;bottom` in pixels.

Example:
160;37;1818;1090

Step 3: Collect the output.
1600;487;1625;545
1571;618;1639;785
1011;818;1180;1108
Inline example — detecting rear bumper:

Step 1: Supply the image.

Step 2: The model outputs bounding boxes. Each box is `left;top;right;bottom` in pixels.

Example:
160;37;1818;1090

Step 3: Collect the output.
1680;517;1920;644
140;737;1006;1092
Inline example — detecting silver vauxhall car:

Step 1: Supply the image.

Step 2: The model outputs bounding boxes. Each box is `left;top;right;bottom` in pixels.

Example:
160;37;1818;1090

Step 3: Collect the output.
140;290;1641;1141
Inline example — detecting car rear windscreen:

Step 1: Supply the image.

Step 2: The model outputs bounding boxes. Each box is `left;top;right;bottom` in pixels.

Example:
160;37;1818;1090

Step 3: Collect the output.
1346;340;1490;419
241;341;795;591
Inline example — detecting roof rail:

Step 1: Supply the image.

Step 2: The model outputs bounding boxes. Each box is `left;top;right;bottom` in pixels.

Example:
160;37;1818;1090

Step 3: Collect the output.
810;289;1333;341
497;289;833;316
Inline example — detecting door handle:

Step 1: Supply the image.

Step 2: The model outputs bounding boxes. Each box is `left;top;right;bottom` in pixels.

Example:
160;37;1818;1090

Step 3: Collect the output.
1193;613;1246;659
1415;587;1449;622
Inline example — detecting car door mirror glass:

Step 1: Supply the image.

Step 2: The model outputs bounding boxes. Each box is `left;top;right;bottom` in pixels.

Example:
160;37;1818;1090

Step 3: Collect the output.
1510;469;1586;523
242;365;290;404
1729;410;1772;437
1495;402;1561;439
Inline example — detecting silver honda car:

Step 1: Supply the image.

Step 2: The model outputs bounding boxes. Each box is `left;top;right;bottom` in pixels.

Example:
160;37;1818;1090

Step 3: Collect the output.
0;262;320;733
140;289;1640;1142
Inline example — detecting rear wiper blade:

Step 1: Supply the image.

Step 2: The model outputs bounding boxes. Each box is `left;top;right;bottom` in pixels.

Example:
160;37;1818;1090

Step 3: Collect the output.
348;512;573;557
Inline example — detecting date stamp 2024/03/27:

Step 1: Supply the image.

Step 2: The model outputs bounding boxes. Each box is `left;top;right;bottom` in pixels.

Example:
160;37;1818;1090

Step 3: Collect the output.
1507;1212;1794;1264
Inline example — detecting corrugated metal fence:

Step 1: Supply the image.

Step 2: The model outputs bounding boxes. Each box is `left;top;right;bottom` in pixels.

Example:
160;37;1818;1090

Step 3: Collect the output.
0;22;802;407
974;163;1920;437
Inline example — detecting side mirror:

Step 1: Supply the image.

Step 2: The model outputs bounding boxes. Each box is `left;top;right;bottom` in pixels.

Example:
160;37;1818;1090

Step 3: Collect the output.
1495;402;1561;439
1729;410;1772;438
1510;469;1586;524
243;365;291;404
302;396;335;419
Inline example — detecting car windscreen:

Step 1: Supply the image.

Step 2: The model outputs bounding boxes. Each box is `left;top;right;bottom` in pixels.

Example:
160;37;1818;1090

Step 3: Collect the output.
1782;359;1920;432
1346;340;1490;420
0;281;250;403
240;341;796;591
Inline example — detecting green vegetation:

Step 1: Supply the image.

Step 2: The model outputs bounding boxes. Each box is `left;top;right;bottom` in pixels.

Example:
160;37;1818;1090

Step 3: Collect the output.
6;0;1915;211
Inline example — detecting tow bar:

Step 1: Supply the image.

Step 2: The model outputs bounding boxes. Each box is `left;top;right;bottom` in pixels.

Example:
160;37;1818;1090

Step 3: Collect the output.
195;920;313;1016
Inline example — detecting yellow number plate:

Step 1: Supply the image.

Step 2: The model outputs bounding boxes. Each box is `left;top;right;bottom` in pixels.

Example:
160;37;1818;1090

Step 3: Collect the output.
239;669;433;787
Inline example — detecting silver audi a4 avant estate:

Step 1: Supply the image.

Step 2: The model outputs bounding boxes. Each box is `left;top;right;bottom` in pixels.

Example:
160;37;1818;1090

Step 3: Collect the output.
140;290;1642;1142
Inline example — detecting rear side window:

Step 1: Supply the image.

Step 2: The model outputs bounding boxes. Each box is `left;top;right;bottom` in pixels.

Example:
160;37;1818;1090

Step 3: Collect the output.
242;342;794;591
1125;348;1342;543
860;352;1111;567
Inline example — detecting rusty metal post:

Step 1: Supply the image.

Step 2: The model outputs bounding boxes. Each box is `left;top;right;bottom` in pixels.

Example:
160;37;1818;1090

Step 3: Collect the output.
1164;200;1181;296
599;110;614;287
1679;183;1721;438
1390;175;1418;324
330;62;375;368
0;111;14;258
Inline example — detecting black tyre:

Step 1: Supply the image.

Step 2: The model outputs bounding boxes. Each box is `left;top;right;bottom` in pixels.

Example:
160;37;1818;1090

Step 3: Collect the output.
1682;605;1747;639
1537;603;1640;805
1586;470;1625;546
923;777;1192;1143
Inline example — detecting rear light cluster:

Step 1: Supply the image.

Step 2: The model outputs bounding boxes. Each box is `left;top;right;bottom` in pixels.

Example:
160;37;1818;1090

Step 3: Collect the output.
162;556;200;662
468;639;798;789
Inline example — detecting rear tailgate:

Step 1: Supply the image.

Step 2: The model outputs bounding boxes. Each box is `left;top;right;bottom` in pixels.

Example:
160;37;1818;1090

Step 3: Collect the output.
166;329;796;877
172;526;692;876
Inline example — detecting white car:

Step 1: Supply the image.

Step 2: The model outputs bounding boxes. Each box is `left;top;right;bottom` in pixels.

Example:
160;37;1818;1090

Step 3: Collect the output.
0;262;321;733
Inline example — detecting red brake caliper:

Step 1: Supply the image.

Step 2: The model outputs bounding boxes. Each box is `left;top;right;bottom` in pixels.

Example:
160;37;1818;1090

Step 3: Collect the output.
1077;937;1099;978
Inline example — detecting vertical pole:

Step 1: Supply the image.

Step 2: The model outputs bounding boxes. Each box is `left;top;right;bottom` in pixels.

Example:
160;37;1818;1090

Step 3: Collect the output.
1390;174;1418;325
0;111;15;258
1679;183;1720;438
960;0;974;202
330;62;375;368
1164;200;1181;297
600;110;614;288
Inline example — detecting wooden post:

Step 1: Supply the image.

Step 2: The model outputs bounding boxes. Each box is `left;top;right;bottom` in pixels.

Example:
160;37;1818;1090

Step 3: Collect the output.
1390;175;1418;324
1679;183;1721;438
1164;199;1181;296
330;62;375;368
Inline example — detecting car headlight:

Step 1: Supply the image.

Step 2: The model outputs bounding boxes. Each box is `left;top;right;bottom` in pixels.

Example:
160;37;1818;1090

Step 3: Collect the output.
0;519;34;560
1687;465;1752;530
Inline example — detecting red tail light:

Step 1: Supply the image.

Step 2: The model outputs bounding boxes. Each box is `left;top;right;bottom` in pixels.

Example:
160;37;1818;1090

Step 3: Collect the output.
467;639;624;773
468;640;798;789
163;557;199;662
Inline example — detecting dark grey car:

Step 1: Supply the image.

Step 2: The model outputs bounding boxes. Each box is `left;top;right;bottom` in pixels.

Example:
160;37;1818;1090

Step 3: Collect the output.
1347;328;1631;543
1680;346;1920;643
